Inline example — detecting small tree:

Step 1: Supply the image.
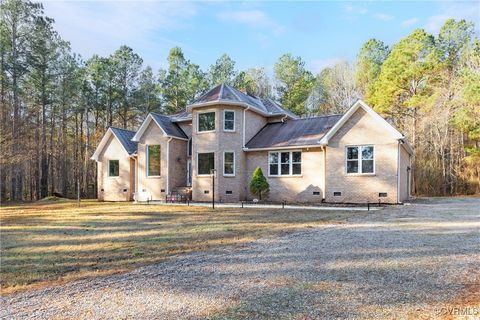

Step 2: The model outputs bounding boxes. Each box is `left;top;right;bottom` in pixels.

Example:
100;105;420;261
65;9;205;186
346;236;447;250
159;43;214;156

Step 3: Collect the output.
249;167;270;200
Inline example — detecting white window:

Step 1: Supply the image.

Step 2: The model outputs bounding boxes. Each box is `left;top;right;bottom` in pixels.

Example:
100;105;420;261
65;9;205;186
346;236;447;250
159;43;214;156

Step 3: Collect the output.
198;112;215;132
223;110;235;131
346;145;374;174
268;151;302;176
197;152;214;175
223;151;235;176
108;160;119;177
147;145;161;176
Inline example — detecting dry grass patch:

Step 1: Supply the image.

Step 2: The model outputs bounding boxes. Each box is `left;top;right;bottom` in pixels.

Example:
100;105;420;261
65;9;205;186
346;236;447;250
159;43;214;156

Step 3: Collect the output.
0;200;349;294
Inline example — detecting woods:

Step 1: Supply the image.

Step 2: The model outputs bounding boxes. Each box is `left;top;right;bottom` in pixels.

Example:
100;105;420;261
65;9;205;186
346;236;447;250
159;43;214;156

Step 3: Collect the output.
1;0;479;202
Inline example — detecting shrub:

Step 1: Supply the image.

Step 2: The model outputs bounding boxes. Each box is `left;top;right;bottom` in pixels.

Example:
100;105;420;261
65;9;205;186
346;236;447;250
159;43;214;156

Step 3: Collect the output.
249;167;270;200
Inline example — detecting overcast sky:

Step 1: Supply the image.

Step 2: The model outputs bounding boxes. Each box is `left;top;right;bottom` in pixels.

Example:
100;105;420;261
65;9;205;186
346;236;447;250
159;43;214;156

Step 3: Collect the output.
42;0;480;74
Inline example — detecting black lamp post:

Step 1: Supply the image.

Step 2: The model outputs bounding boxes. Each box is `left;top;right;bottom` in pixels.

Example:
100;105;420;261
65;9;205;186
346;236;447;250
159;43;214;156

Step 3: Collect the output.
210;169;216;209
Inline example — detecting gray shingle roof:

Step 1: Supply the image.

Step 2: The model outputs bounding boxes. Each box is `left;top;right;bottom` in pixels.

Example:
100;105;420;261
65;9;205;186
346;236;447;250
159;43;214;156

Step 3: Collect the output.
151;113;188;139
245;115;342;149
190;84;298;118
168;110;192;122
110;127;138;155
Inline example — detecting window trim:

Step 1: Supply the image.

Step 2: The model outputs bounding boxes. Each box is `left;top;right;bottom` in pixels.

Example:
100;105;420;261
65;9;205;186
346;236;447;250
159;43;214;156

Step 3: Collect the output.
197;111;216;133
146;144;161;177
268;150;302;177
108;159;120;178
223;151;235;177
345;145;375;175
196;151;215;176
223;110;235;132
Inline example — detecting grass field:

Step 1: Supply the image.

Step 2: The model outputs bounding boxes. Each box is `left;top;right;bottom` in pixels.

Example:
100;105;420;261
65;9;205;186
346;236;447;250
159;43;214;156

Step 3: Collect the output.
0;199;351;295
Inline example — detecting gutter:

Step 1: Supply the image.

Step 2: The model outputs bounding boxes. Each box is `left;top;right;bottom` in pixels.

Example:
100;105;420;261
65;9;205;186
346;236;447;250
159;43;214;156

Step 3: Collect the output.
186;100;296;120
243;144;327;152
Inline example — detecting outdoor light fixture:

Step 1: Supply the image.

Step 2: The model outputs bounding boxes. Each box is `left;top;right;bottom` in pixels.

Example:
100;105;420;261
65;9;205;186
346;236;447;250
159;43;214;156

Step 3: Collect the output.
210;169;217;209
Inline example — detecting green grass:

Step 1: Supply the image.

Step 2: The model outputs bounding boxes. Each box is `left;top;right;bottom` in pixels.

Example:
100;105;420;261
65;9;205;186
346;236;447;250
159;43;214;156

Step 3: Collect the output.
0;200;354;294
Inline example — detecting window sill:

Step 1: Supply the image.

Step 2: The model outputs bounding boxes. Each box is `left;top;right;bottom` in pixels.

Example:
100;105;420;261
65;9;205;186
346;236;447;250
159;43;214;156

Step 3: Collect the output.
107;176;119;179
196;130;216;134
223;174;236;177
146;175;162;179
345;173;376;177
223;130;236;133
268;175;303;178
196;174;212;177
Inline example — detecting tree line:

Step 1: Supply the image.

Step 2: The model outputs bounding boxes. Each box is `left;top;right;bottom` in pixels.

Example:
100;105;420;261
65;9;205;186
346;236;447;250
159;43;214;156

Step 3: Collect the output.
1;0;478;201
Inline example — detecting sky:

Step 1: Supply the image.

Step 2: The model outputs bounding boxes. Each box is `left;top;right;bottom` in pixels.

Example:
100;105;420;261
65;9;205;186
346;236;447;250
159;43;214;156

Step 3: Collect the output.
41;0;480;74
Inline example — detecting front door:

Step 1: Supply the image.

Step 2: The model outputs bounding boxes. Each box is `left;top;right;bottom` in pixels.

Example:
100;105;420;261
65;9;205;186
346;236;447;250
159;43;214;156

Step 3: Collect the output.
187;159;192;186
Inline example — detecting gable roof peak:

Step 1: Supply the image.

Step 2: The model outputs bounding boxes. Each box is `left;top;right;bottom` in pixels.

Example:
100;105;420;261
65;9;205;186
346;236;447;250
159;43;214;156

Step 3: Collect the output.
91;127;138;161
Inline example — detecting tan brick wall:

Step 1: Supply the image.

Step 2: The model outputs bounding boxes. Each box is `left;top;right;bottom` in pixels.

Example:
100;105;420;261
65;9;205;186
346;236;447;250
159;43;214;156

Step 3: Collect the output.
245;109;267;142
191;105;266;202
97;135;133;201
245;147;325;203
398;144;411;202
325;107;399;204
168;138;188;190
136;121;168;201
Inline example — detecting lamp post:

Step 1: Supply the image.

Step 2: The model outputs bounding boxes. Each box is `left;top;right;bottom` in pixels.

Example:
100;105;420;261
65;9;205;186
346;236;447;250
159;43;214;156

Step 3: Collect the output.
210;169;216;209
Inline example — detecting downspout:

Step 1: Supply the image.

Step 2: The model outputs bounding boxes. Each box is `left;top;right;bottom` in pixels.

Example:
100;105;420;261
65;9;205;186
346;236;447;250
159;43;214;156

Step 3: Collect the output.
397;140;401;204
166;137;173;195
134;156;138;203
243;106;250;201
321;145;327;201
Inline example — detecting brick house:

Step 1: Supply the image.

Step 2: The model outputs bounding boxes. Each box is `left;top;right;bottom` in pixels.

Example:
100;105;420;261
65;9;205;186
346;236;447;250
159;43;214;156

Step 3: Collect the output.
91;84;413;204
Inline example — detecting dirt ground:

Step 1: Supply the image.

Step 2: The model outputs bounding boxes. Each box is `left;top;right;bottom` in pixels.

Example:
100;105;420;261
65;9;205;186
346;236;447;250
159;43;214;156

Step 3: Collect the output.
1;197;479;319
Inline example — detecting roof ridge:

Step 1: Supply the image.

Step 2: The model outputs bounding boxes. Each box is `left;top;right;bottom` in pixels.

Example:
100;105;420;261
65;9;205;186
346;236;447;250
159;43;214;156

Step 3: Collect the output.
293;114;343;120
109;126;136;133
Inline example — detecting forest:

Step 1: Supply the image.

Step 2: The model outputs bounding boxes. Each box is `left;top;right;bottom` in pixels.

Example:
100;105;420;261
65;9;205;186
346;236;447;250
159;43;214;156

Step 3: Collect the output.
1;0;479;202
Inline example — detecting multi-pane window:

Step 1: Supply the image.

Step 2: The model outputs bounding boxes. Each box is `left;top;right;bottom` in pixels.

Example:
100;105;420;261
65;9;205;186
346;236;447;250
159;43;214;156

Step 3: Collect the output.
268;151;302;176
224;110;235;131
223;152;235;176
346;146;374;174
109;160;119;177
268;153;279;175
198;152;214;175
147;145;161;176
198;112;215;132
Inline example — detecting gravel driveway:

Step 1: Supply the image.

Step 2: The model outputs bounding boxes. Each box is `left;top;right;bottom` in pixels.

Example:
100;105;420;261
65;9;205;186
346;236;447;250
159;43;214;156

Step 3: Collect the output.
2;197;479;319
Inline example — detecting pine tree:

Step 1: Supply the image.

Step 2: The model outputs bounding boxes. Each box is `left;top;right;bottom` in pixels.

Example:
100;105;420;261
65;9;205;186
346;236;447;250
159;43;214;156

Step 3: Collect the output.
249;167;269;200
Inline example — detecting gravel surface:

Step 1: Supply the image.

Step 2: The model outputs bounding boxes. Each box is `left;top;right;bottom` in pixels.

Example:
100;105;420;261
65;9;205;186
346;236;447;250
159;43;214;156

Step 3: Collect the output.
2;197;479;319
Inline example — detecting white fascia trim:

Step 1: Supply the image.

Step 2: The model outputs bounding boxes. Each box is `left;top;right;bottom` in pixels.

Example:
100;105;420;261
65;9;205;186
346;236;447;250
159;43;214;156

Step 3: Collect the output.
243;144;325;152
187;100;268;116
90;128;130;161
131;114;189;142
319;100;403;145
399;138;414;155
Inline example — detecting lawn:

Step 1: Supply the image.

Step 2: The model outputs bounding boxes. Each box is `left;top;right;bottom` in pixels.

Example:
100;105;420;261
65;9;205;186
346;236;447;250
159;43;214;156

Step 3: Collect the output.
0;199;351;295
